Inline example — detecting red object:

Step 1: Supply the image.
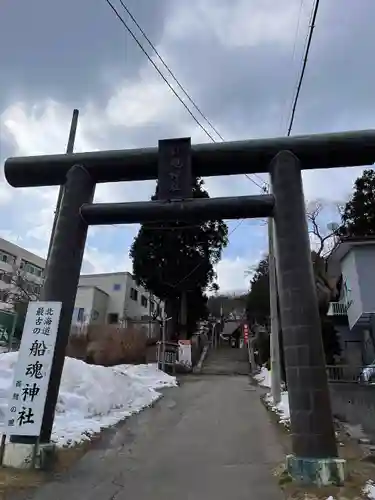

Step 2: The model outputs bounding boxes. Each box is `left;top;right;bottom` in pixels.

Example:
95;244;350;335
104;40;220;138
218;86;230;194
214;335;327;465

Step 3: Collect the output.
243;323;249;345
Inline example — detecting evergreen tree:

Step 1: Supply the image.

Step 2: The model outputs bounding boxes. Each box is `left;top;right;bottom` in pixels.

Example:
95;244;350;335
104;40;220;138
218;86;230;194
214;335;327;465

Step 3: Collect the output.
130;177;228;337
246;257;270;325
340;169;375;237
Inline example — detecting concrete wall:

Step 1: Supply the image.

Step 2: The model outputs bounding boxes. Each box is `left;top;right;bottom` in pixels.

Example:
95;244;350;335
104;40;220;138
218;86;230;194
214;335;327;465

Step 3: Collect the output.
335;324;362;365
340;246;375;329
355;246;375;314
92;288;109;324
329;383;375;439
73;286;94;324
73;286;109;325
341;250;363;329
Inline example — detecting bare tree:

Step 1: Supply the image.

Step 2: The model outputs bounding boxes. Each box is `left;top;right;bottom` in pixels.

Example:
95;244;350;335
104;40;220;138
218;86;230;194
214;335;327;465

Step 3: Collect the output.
306;200;342;259
305;200;344;306
1;263;41;309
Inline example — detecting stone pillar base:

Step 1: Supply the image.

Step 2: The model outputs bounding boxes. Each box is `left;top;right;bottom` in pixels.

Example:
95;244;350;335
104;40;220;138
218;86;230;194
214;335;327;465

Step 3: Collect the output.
2;442;56;470
286;454;346;486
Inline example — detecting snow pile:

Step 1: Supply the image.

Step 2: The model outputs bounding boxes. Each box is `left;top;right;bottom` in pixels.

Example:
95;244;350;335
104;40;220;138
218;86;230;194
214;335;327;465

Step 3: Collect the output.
264;391;290;426
364;480;375;499
113;363;177;390
254;367;271;388
0;352;177;447
254;367;291;426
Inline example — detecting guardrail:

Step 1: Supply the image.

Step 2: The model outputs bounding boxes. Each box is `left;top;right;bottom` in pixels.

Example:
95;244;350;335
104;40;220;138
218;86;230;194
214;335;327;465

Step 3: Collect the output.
157;341;179;373
327;302;348;316
326;364;373;383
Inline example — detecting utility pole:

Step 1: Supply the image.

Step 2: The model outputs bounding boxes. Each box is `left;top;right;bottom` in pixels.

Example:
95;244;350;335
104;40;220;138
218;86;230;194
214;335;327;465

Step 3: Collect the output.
180;291;188;339
268;216;281;404
148;292;153;339
45;109;79;273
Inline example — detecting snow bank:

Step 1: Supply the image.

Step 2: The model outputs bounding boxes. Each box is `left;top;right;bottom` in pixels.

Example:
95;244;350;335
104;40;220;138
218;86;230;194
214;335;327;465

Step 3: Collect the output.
364;480;375;499
0;352;177;447
254;367;271;388
254;367;291;425
264;391;290;426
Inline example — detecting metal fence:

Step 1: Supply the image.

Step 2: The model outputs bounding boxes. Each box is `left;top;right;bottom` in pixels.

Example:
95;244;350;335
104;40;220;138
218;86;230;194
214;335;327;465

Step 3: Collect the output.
157;341;179;372
325;364;375;438
326;365;364;383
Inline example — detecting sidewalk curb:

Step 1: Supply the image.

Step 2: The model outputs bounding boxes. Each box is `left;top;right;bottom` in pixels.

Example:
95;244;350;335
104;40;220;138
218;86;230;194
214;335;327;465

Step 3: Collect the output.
193;345;210;374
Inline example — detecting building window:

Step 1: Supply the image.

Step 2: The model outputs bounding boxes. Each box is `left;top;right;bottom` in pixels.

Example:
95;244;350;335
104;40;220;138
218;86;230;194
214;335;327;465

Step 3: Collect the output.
108;313;119;324
130;288;138;301
150;301;155;313
0;290;8;302
113;283;121;291
0;251;16;265
20;260;43;277
141;295;148;308
1;273;11;285
77;308;85;322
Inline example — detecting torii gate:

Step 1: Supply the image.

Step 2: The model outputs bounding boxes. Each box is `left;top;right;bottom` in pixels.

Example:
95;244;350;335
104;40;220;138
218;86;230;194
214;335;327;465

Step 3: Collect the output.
5;129;375;484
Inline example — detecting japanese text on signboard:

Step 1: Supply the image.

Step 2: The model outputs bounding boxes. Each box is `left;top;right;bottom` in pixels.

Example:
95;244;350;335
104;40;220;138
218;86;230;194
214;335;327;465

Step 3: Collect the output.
6;301;62;436
157;138;192;200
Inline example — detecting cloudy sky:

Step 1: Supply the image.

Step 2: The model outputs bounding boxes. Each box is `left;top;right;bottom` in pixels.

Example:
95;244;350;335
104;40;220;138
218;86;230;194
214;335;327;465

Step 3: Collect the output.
0;0;374;293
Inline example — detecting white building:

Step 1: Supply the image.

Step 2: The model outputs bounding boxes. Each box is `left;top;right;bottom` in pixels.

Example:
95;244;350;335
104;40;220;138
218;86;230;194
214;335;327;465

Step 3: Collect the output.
0;237;45;309
0;238;163;325
74;272;164;326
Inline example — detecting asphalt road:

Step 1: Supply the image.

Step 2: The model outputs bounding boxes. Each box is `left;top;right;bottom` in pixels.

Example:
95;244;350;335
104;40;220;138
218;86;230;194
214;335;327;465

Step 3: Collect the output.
15;351;284;500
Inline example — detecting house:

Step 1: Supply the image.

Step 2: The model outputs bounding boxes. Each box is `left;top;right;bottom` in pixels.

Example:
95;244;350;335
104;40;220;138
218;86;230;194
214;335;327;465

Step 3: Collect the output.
327;236;375;366
73;272;164;326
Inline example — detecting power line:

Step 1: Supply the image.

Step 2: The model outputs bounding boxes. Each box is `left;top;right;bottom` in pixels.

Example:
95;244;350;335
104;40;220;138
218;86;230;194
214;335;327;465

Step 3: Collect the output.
117;0;224;142
279;0;305;133
287;0;321;136
103;1;283;288
105;0;268;192
104;0;217;142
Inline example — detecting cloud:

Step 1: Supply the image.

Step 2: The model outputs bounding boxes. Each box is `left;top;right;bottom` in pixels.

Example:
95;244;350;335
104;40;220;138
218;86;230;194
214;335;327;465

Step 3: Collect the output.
1;0;375;294
82;244;133;275
105;75;180;128
166;0;311;49
216;251;266;294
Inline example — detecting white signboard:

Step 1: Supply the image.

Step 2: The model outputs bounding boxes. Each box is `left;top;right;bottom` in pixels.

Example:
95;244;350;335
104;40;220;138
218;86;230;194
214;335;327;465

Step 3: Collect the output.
6;301;62;437
178;340;192;368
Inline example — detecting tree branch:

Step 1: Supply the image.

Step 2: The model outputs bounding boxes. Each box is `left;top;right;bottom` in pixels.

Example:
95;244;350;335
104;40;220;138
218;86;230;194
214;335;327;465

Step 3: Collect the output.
306;201;339;258
1;266;41;306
